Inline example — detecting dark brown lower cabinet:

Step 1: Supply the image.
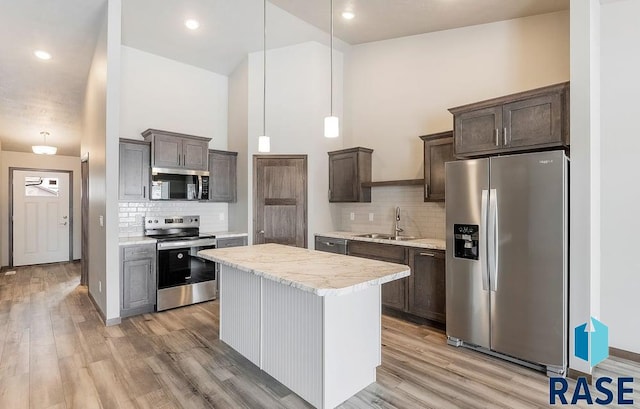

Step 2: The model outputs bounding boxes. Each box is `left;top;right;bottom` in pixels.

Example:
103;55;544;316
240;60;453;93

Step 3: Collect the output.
408;248;446;323
347;240;446;324
347;240;408;311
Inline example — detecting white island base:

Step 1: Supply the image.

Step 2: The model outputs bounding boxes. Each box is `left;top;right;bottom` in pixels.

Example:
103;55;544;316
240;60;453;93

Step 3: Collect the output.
219;264;381;409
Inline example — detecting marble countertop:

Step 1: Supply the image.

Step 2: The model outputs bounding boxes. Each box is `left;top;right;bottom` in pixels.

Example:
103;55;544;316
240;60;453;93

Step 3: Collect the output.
316;231;446;251
119;236;157;246
198;243;410;296
202;232;248;239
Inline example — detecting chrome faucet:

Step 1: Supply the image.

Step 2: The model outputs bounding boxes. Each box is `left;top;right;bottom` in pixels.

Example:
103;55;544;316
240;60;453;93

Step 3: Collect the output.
394;207;404;238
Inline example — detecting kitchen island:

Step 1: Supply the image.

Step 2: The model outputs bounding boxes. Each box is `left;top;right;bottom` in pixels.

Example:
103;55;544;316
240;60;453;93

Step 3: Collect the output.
198;243;410;409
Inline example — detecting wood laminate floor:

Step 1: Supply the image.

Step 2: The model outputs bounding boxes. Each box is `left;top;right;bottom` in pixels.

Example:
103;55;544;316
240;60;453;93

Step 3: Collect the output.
0;262;638;409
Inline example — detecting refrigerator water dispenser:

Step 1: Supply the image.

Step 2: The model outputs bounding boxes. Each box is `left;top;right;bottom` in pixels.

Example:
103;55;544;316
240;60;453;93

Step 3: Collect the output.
454;224;479;260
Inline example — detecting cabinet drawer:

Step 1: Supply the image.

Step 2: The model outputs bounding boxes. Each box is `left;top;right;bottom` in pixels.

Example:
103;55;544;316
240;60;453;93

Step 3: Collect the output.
348;240;406;264
123;244;156;261
217;237;247;248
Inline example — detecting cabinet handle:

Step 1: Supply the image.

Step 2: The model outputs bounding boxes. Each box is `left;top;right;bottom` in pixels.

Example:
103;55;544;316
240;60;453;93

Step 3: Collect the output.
183;154;186;166
503;127;507;145
494;129;499;146
419;252;436;257
425;184;430;199
323;242;335;246
178;154;181;166
143;186;146;198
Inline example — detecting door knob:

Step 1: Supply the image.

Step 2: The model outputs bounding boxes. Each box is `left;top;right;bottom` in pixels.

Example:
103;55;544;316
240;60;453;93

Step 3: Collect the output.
63;216;68;219
258;230;265;234
60;222;68;226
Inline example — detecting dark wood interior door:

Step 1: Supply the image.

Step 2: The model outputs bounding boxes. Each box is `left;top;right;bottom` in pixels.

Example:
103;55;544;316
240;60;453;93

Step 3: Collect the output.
254;156;307;248
81;159;89;286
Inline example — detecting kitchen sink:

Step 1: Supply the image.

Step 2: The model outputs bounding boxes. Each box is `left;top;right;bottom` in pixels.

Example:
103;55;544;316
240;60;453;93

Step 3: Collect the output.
355;233;418;241
355;233;395;239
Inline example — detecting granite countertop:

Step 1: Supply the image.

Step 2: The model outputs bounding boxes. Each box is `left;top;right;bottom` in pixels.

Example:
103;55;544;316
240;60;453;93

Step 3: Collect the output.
316;231;446;251
119;236;157;246
202;232;248;239
198;243;410;297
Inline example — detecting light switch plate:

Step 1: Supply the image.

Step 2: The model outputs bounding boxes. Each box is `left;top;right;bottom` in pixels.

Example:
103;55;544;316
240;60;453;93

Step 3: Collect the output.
99;215;104;227
368;213;374;221
219;213;225;221
350;212;355;221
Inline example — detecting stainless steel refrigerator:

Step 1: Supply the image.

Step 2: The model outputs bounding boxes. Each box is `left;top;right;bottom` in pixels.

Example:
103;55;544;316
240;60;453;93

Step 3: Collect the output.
445;150;568;376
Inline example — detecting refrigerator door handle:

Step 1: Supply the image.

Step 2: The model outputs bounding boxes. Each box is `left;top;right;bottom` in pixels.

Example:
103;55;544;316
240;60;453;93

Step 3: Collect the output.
480;189;489;291
488;188;499;291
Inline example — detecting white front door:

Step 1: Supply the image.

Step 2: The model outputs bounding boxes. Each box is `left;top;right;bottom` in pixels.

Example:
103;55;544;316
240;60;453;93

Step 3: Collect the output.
12;170;70;266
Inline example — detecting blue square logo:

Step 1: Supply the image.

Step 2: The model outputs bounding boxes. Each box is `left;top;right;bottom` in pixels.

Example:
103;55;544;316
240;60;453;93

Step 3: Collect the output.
575;317;609;367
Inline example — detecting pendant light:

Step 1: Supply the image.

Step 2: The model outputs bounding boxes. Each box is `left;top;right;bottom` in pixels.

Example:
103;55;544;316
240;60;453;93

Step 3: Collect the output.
258;0;271;152
324;0;339;138
32;131;57;155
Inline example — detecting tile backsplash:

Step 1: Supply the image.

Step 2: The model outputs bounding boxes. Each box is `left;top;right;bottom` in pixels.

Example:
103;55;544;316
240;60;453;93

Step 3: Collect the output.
332;185;445;240
119;201;229;237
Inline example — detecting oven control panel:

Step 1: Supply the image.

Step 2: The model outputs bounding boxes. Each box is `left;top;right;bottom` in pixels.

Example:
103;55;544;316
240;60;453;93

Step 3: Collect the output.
144;216;200;229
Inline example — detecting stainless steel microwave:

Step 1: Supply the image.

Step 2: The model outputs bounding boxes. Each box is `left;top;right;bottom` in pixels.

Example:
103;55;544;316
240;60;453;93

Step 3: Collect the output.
151;170;209;200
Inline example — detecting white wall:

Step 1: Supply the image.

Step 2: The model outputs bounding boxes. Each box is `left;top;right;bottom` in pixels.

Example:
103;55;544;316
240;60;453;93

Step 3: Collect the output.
228;58;249;233
0;152;82;266
119;45;228;150
246;42;344;246
601;0;640;354
344;11;570;181
80;0;121;323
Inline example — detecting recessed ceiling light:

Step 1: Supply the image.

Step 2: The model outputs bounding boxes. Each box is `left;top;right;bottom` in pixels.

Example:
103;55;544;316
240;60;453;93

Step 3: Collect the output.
185;19;200;30
342;11;355;20
34;50;51;60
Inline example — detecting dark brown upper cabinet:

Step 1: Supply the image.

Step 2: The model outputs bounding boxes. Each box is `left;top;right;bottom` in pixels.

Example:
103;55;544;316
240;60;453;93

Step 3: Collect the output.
328;147;373;202
419;131;454;202
119;139;150;201
449;82;569;158
142;129;211;172
208;149;237;202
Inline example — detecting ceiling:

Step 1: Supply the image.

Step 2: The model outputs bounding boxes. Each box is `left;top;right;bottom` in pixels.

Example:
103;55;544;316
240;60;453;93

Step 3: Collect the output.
0;0;569;156
0;0;106;156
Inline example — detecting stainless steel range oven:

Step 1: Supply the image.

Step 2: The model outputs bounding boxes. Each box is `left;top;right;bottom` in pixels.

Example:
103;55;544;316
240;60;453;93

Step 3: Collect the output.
144;216;217;311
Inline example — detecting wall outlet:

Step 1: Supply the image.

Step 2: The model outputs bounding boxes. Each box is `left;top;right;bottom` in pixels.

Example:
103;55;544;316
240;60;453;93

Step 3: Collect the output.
350;212;355;221
368;213;374;221
99;280;102;293
99;215;104;227
219;213;225;221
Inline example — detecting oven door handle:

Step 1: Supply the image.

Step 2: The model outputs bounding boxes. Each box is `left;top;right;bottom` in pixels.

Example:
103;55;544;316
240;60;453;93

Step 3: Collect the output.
157;238;217;250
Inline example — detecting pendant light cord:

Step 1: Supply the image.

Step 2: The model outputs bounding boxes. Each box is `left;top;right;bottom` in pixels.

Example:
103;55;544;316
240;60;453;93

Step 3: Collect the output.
263;0;267;136
330;0;334;116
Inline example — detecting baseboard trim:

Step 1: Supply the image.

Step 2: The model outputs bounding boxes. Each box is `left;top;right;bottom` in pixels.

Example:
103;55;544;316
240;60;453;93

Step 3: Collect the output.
87;290;121;326
567;368;593;384
610;347;640;364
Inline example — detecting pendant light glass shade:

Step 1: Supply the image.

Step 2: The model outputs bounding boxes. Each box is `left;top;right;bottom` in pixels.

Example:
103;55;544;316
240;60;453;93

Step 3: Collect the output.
258;135;271;153
32;131;57;155
324;0;340;138
324;116;339;138
258;0;271;153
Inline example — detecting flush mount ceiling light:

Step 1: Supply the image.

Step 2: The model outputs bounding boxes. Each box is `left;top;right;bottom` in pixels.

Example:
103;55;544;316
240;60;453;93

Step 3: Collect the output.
342;11;355;20
185;19;200;30
34;50;52;60
32;131;57;155
324;0;339;138
258;0;271;152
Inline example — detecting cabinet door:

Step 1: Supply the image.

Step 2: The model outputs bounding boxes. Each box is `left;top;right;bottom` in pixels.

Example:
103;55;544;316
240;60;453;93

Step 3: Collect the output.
119;142;150;201
122;258;155;311
423;135;454;202
153;134;182;169
209;151;237;202
408;249;446;323
503;92;563;149
454;106;502;156
183;139;209;171
348;241;408;311
329;151;358;202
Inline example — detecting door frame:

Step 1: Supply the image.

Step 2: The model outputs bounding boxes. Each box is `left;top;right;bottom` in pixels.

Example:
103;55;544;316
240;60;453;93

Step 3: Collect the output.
81;154;89;286
253;155;308;247
8;167;74;267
